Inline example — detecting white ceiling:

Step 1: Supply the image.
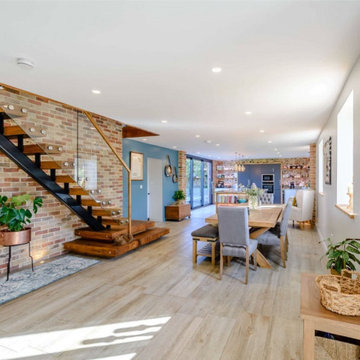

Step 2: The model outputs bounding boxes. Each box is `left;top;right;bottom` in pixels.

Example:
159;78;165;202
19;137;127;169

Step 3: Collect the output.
1;1;360;160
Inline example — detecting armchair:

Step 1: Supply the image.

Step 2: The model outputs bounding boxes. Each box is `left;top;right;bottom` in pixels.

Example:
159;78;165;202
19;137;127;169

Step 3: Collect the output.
289;189;315;226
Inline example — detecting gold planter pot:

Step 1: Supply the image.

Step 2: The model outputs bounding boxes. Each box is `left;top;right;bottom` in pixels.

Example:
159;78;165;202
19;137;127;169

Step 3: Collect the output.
0;227;31;246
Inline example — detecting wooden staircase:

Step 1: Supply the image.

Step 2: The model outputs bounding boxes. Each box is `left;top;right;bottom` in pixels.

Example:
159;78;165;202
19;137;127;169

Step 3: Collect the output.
65;220;170;258
0;102;170;259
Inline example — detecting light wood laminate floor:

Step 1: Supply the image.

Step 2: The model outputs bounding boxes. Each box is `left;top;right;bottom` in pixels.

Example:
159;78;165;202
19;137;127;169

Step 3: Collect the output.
0;205;326;360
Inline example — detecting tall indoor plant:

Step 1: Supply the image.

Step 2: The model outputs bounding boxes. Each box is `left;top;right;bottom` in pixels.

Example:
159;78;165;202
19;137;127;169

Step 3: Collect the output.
0;194;43;245
324;237;360;275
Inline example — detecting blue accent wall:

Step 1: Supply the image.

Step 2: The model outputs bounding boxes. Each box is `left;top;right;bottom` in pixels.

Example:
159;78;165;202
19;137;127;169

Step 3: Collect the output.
237;164;282;203
122;139;178;220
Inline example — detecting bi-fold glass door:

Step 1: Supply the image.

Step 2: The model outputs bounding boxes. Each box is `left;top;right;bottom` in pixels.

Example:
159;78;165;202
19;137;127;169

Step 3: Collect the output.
186;156;212;209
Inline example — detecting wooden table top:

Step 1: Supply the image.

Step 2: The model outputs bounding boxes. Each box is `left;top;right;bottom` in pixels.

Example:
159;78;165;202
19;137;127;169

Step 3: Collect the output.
300;273;360;326
205;205;283;228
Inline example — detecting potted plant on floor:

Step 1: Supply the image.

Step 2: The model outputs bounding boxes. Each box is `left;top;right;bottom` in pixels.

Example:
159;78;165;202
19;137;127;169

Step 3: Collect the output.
324;238;360;276
0;194;43;245
173;190;186;205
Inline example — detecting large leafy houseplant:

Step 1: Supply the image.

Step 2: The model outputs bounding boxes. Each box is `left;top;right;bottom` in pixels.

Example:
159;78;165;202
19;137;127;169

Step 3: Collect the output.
325;238;360;275
0;194;43;232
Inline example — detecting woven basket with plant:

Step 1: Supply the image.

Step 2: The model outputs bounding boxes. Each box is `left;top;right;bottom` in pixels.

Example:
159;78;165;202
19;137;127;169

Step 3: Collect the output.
315;270;360;316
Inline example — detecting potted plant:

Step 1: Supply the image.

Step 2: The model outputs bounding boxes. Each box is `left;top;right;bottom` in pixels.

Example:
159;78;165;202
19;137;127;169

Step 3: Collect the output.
245;183;264;210
0;194;43;245
173;190;186;205
324;238;360;276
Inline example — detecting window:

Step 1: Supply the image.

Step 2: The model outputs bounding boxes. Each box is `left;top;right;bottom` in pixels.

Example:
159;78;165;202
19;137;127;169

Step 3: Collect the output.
337;91;353;208
318;139;323;193
186;156;212;208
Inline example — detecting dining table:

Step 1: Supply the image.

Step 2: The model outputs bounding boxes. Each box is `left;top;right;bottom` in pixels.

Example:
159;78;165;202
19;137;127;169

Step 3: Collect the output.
205;204;284;269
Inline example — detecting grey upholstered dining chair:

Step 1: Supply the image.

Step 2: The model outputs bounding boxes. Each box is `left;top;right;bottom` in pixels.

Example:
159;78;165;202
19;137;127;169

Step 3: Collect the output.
217;206;257;284
255;198;293;268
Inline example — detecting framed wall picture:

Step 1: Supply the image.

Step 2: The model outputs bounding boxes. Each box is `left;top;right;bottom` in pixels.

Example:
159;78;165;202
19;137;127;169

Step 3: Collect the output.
324;136;332;185
130;151;144;181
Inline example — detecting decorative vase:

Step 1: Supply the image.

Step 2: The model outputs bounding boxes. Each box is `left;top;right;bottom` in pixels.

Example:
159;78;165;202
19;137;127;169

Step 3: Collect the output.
249;195;258;210
0;227;31;246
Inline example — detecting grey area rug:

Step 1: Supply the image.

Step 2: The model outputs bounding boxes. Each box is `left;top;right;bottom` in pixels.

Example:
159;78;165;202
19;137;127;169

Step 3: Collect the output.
0;255;100;305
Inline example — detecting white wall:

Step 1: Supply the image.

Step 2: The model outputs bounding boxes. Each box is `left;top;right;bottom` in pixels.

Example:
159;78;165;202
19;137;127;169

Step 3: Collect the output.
316;56;360;242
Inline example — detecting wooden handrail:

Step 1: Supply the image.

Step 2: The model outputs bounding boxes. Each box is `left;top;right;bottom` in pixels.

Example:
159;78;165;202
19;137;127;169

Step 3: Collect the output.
83;111;132;236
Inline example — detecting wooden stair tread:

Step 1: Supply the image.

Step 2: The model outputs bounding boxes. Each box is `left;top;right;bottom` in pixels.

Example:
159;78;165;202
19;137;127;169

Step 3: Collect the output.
69;187;89;196
65;227;170;258
23;144;62;155
0;105;28;118
3;125;29;139
56;175;77;184
102;219;155;233
81;198;101;207
40;161;62;169
92;208;121;217
75;220;156;240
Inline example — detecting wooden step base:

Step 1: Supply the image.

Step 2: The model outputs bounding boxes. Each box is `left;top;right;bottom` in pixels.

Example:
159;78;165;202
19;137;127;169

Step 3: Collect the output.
92;208;121;217
64;227;170;258
23;144;63;155
3;125;29;139
56;175;77;184
69;187;89;196
75;220;156;241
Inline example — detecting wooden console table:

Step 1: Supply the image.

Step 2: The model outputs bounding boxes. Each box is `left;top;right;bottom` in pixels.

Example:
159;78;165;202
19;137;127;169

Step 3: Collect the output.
165;203;191;221
301;273;360;360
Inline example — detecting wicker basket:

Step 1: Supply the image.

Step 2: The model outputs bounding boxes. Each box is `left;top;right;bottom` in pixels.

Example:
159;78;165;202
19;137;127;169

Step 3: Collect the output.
315;270;360;316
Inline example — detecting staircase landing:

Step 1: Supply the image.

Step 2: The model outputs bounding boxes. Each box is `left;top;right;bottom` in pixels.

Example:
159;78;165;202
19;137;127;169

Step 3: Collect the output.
65;221;169;258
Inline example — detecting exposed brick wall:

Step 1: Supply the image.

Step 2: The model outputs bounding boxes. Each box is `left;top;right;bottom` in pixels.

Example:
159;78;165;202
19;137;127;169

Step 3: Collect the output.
178;151;186;194
213;157;311;191
0;88;123;275
310;143;317;223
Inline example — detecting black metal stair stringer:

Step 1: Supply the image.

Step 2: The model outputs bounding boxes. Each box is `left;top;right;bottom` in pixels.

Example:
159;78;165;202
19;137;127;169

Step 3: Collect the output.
0;131;105;231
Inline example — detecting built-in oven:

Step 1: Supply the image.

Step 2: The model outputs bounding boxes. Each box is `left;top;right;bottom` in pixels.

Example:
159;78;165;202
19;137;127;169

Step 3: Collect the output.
261;174;275;194
262;183;274;193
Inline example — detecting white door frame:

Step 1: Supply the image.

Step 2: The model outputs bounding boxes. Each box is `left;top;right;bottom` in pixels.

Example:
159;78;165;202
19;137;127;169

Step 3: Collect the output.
147;157;163;221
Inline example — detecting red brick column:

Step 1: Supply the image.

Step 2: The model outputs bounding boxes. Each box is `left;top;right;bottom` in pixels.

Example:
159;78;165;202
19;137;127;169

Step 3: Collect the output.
310;143;317;223
178;151;186;194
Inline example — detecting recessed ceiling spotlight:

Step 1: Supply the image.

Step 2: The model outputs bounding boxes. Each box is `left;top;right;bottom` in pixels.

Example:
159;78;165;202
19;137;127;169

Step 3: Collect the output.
16;58;34;70
212;67;222;73
216;144;220;147
91;89;101;94
268;140;272;144
259;129;265;133
161;120;168;124
205;140;212;144
142;138;147;141
245;111;252;115
195;134;200;138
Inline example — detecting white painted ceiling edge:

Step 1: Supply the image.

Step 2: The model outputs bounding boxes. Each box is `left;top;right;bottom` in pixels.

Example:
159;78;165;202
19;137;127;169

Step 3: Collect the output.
1;1;360;160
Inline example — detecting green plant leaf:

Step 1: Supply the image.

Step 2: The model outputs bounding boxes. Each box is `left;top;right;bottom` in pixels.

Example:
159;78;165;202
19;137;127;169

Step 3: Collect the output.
347;246;360;254
350;240;360;249
10;194;30;207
